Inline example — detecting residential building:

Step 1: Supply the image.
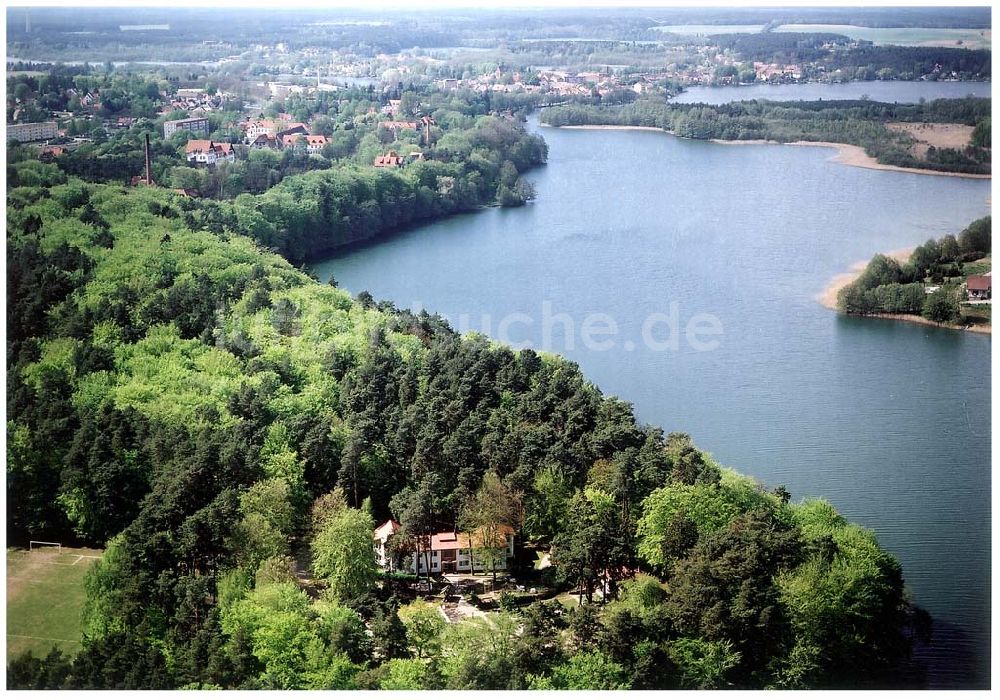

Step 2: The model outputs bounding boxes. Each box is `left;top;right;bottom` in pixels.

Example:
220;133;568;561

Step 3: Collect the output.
373;520;515;575
247;133;280;150
280;134;329;155
374;519;402;570
966;274;992;300
39;145;66;161
275;123;310;141
244;119;277;142
7;121;57;142
164;116;211;139
302;134;329;154
184;139;236;165
374;150;405;168
214;142;236;162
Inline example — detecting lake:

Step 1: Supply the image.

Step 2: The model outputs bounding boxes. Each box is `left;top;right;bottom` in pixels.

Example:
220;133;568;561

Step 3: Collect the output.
313;115;991;688
673;80;991;104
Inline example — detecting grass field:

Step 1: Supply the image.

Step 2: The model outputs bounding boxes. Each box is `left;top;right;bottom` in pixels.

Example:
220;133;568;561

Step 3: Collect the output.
775;24;991;49
6;546;103;662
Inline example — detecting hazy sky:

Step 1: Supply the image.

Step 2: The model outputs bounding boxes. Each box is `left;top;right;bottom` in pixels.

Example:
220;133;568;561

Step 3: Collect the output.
10;0;987;9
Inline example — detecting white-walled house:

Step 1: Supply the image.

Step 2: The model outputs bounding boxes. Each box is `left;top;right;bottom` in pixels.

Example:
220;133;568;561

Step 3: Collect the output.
374;519;402;570
184;139;236;165
373;520;515;575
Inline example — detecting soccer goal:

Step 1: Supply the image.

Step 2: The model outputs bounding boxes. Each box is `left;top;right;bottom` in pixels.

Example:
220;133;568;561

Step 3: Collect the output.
29;540;62;553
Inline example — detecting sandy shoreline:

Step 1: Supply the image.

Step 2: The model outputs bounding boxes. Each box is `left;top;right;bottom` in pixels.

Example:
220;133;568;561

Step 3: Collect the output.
786;141;991;180
547;125;990;179
816;247;916;309
712;138;990;179
817;247;991;334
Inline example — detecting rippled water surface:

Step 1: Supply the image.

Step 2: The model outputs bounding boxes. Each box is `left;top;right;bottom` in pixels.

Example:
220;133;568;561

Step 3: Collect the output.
313;115;991;688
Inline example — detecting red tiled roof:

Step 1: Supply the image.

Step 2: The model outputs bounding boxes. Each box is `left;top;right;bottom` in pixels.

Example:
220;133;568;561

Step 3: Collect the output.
429;524;514;551
374;151;405;167
185;139;214;154
967;275;991;291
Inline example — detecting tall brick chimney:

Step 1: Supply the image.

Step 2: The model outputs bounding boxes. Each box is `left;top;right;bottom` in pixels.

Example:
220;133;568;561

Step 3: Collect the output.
144;134;152;186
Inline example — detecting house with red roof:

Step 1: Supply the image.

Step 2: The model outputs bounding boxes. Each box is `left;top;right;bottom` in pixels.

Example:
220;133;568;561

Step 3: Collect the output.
248;133;280;150
281;134;329;155
244;119;277;142
374;150;405;168
373;520;515;575
185;139;236;165
966;274;991;300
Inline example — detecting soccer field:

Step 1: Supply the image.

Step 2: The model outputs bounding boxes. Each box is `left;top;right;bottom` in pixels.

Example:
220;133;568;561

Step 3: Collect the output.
6;546;103;662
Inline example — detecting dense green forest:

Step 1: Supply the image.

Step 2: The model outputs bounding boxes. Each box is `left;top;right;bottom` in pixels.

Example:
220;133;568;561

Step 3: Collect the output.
837;216;991;323
709;34;990;80
7;172;928;689
229;115;547;263
542;97;992;175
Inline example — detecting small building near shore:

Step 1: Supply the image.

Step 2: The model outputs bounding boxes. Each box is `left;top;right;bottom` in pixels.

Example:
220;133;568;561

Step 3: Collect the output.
966;274;991;300
373;519;515;575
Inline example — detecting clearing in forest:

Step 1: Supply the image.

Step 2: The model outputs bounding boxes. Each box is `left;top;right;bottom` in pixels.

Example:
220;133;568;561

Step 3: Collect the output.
6;545;103;662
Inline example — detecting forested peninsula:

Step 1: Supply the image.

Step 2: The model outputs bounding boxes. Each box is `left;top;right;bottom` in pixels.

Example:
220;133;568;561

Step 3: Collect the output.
833;216;991;332
8;171;928;689
8;93;548;267
541;97;991;176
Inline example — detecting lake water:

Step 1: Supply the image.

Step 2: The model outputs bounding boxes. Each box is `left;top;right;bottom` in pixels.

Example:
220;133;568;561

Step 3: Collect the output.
674;80;991;104
313;115;991;688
